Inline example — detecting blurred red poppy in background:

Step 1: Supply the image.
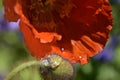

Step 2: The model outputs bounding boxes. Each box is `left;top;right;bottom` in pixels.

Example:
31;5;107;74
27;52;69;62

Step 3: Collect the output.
3;0;113;65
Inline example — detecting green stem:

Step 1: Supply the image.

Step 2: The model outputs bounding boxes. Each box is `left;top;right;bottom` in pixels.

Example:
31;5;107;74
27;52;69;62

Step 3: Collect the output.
5;61;42;80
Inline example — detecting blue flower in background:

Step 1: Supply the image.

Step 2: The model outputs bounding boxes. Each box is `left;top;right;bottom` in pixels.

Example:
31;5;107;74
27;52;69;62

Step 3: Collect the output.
110;0;120;4
93;35;119;62
0;73;5;80
0;76;3;80
0;8;19;32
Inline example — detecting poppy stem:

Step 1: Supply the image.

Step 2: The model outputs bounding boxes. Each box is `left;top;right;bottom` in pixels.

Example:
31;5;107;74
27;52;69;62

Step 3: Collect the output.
5;53;75;80
5;61;43;80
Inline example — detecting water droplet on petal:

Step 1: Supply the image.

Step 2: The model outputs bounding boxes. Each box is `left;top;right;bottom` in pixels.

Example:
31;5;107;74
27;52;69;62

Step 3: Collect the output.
79;56;82;59
61;47;65;52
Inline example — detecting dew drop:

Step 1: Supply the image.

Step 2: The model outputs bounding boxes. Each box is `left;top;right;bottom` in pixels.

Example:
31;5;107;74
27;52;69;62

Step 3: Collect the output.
61;48;65;52
79;56;82;59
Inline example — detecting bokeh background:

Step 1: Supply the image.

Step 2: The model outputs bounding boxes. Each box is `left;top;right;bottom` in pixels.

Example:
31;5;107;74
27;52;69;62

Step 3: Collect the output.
0;0;120;80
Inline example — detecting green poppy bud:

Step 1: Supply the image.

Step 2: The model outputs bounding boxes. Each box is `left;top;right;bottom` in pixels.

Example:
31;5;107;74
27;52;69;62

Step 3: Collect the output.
39;53;75;80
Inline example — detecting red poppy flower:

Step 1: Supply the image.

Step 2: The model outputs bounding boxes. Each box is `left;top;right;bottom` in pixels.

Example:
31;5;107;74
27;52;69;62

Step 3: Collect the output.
3;0;113;65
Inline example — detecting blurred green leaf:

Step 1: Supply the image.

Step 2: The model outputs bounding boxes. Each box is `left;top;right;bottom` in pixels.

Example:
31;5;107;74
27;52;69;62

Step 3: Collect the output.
11;66;42;80
0;0;3;9
113;45;120;69
0;45;16;71
96;65;120;80
81;63;92;75
111;4;120;34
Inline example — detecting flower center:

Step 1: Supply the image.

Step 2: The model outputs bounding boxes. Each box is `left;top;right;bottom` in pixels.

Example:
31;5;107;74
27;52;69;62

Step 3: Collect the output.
41;0;46;4
22;0;74;32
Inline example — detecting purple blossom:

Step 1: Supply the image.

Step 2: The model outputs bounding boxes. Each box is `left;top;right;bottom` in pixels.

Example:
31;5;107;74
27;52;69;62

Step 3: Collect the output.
0;72;6;80
0;75;3;80
93;35;119;62
0;8;19;32
110;0;120;4
94;46;114;62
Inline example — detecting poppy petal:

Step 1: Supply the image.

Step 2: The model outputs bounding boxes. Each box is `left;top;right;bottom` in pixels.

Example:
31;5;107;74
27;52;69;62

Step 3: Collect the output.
3;0;113;64
3;0;19;21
